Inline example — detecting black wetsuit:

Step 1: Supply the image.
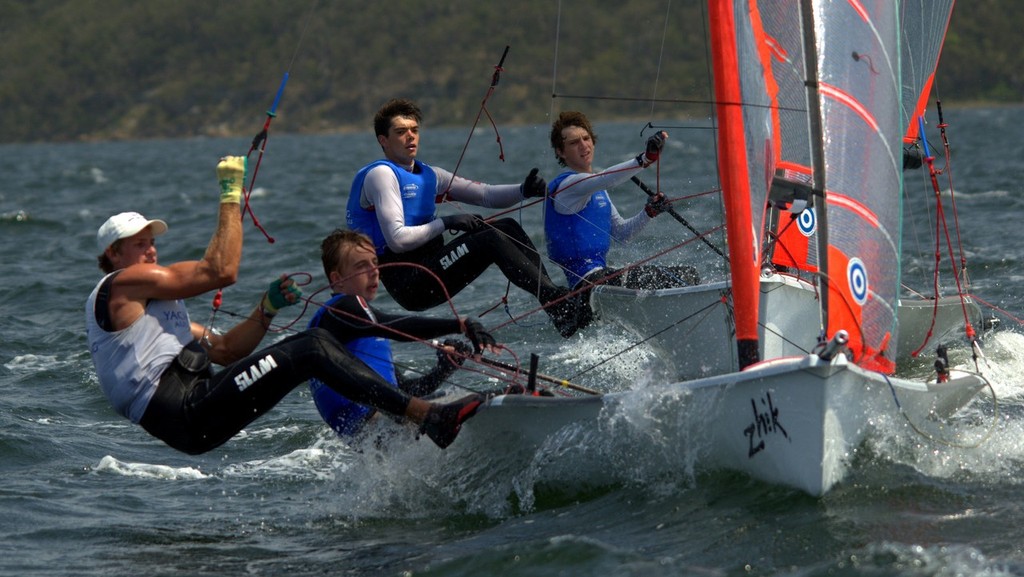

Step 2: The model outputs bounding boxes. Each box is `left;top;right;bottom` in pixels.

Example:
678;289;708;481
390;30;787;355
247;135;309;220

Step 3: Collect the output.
310;293;467;396
139;328;414;455
379;218;567;312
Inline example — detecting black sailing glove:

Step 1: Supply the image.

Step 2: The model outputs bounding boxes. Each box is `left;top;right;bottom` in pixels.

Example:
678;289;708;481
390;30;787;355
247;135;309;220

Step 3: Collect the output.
440;213;484;233
463;317;496;354
644;192;672;218
521;167;547;198
636;130;668;167
437;339;474;372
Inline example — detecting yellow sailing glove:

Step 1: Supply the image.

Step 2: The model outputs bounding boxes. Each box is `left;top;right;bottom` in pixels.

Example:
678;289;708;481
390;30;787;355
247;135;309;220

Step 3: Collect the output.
216;155;247;204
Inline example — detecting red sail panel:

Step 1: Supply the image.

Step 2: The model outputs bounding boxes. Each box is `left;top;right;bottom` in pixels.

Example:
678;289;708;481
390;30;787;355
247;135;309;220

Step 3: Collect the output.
900;0;955;142
760;0;819;275
813;0;902;372
825;244;895;373
903;72;936;143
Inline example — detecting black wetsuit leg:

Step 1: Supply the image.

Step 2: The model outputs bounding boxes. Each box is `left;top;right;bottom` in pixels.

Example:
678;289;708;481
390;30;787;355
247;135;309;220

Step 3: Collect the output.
379;218;566;311
140;328;411;454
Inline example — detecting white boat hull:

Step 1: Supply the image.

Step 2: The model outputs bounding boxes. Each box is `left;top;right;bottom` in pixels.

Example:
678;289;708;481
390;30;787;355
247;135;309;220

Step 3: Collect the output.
897;294;983;359
591;274;983;379
591;273;820;380
463;353;985;496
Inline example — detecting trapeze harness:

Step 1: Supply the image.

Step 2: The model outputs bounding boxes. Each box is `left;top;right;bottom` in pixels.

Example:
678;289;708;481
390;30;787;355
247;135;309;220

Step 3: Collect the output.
86;272;413;455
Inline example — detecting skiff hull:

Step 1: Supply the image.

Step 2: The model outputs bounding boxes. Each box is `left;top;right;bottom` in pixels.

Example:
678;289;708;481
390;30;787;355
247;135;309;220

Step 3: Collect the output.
463;353;985;496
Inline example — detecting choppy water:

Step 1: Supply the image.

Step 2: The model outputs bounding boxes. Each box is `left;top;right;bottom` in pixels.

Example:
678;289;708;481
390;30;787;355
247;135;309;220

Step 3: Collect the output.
2;107;1024;576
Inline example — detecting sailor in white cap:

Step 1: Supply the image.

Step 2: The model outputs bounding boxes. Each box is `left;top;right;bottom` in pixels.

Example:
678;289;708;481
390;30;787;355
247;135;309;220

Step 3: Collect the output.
85;156;482;455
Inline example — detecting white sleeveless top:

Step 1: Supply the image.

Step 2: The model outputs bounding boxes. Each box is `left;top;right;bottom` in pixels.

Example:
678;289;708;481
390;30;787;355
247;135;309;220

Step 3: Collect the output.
85;272;192;423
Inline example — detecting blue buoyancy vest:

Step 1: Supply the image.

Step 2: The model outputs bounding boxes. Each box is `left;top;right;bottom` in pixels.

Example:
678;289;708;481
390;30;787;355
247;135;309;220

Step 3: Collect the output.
307;293;398;437
544;171;613;287
346;159;439;255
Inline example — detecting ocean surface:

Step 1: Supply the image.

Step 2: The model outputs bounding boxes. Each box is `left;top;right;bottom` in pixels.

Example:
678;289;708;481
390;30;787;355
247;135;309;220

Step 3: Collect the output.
2;107;1023;576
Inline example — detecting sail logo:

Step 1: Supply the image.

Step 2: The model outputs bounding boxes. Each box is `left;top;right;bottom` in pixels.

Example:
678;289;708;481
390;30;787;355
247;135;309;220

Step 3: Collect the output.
797;208;816;237
847;258;868;305
234;354;278;392
744;391;789;457
439;243;468;270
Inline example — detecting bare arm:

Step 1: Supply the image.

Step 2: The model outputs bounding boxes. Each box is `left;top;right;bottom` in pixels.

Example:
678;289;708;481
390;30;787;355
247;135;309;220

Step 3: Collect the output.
190;305;269;365
107;156;246;332
192;275;301;365
116;206;242;303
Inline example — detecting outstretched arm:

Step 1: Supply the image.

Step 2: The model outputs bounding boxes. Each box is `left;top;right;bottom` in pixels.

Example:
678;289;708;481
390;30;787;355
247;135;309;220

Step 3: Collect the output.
549;158;646;215
552;132;668;215
195;275;302;365
107;157;247;332
316;295;463;342
434;166;524;207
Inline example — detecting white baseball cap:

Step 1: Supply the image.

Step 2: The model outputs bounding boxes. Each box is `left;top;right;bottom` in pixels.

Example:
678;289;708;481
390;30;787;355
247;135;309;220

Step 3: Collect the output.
96;212;168;252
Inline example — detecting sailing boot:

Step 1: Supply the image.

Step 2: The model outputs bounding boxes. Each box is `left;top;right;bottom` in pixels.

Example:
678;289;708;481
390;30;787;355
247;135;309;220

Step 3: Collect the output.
419;393;486;449
546;297;580;338
573;287;595;331
544;287;594;339
544;287;579;338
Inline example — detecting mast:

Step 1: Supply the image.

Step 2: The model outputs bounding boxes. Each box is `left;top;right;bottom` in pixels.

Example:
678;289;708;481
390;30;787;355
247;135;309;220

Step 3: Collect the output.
792;0;903;371
799;0;831;335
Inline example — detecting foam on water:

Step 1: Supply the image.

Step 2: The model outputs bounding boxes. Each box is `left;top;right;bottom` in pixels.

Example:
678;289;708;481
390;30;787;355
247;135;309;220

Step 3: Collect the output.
290;380;720;521
221;446;338;481
93;455;208;480
548;324;675;392
866;328;1024;484
5;354;62;371
836;542;1015;577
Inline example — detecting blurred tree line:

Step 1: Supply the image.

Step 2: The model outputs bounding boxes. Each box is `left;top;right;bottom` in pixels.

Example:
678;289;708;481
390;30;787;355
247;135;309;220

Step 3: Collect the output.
0;0;1019;143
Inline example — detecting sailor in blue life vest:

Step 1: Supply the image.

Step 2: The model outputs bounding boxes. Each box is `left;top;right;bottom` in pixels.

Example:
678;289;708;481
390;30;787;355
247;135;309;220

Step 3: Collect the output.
308;228;498;438
546;110;700;291
85;156;483;454
346;98;592;338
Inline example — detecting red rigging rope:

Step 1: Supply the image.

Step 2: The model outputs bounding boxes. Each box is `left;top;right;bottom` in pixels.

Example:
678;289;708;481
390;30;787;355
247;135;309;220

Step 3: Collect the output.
935;101;970;287
209;261;584;396
207;0;319;326
440;45;511;203
241;72;290;245
207;73;290;326
909;110;977;360
240;0;320;242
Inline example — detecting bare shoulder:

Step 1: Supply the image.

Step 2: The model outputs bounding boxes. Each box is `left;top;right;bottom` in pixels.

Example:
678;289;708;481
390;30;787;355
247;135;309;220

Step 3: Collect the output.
112;260;210;301
105;265;163;330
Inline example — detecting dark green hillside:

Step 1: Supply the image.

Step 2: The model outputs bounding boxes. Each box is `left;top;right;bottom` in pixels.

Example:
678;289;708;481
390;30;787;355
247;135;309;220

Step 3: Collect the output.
0;0;1019;143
